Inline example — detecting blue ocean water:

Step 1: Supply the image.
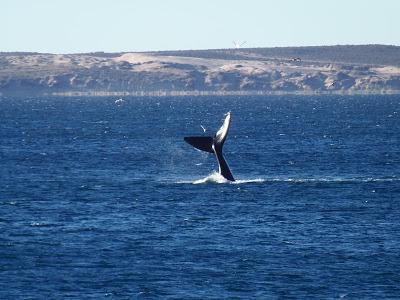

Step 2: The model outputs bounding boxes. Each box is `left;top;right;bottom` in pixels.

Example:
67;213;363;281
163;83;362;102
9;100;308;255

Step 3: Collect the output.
1;95;399;299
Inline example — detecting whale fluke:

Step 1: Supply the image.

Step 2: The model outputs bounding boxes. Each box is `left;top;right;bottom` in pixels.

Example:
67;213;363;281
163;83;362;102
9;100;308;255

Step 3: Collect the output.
184;112;235;181
184;136;214;153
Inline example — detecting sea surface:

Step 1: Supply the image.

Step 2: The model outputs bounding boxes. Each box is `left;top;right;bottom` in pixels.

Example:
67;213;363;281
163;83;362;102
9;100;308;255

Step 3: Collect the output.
1;95;399;299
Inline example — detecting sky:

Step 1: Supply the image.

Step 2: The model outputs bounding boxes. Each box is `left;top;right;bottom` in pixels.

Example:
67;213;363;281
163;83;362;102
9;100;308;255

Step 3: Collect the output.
2;0;400;53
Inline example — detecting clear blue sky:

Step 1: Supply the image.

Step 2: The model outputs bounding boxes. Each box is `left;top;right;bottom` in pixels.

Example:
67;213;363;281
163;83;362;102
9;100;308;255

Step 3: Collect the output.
2;0;400;53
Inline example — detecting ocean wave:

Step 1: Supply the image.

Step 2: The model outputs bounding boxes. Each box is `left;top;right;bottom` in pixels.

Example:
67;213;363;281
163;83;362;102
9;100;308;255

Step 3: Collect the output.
176;172;266;184
262;176;399;183
176;174;398;185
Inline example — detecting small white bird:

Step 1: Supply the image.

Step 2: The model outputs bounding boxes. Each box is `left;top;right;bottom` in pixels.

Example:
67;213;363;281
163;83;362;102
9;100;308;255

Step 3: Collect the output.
200;125;206;132
115;98;125;106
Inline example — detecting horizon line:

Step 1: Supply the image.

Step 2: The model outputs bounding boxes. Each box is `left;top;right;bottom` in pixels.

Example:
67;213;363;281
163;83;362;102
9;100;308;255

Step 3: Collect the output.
1;43;399;55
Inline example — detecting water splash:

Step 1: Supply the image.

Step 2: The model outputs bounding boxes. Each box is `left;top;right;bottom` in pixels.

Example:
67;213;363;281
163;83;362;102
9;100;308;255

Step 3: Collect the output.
232;178;265;184
193;172;230;184
177;172;265;185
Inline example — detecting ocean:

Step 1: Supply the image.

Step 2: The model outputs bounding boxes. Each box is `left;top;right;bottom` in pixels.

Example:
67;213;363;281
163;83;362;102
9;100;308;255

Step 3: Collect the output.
1;95;399;299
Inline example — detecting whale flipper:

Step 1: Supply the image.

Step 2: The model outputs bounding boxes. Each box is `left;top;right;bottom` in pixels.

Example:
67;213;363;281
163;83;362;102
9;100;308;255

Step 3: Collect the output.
184;112;235;181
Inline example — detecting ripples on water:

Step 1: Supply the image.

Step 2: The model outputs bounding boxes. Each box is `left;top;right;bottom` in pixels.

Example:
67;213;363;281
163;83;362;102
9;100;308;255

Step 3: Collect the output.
1;95;400;299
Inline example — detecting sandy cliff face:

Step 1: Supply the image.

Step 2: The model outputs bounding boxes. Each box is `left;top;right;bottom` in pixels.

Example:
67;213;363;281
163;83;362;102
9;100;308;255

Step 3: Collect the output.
1;47;400;95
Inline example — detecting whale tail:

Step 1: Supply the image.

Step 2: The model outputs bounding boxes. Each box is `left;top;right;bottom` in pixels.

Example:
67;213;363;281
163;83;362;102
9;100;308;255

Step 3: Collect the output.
184;112;235;181
184;136;214;153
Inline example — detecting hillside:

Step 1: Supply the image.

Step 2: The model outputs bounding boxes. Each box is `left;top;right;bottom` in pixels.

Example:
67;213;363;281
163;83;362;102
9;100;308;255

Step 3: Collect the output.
1;45;400;96
151;45;400;66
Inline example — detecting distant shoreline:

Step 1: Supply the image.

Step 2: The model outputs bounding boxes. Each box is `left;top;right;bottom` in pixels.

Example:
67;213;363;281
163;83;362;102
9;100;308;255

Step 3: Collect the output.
2;90;400;97
47;90;400;97
2;45;400;96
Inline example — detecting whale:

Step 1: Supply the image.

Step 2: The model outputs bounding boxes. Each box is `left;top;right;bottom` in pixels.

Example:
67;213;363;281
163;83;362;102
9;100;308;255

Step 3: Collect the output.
184;112;235;181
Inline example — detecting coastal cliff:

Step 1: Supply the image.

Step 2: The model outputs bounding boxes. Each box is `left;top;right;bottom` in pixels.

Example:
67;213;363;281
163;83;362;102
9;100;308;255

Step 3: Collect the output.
1;45;400;96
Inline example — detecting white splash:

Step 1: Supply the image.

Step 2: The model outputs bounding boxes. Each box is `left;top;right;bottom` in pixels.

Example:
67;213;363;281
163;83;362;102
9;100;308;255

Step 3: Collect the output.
177;172;265;185
232;178;265;184
193;172;229;184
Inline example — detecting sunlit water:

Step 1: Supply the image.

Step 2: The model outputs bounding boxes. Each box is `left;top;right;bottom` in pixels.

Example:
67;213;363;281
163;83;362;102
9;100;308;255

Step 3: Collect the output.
1;95;399;299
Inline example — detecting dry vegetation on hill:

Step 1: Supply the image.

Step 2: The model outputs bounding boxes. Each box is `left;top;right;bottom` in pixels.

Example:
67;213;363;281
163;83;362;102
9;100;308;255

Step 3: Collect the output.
1;45;400;96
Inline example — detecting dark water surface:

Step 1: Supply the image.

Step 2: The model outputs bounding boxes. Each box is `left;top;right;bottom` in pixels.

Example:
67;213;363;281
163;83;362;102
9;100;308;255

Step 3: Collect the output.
1;95;400;299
